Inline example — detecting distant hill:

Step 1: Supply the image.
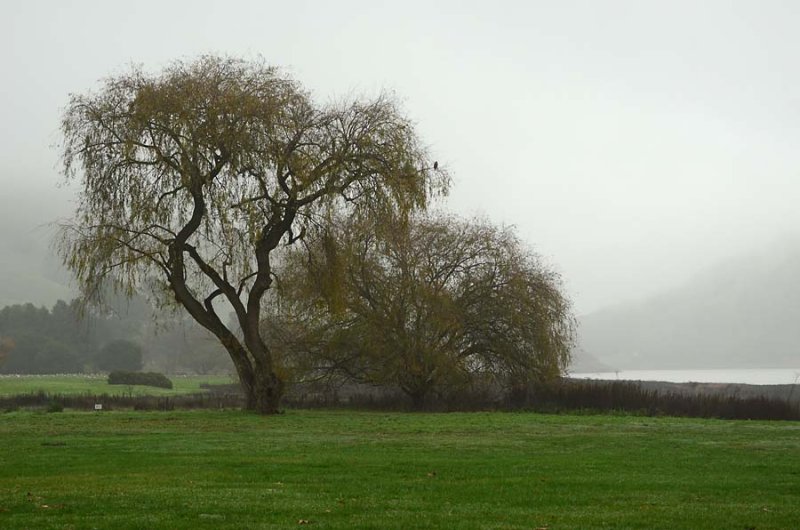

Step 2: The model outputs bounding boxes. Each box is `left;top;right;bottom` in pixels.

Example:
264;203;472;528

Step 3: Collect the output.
0;264;72;310
568;347;613;373
0;182;75;309
577;240;800;369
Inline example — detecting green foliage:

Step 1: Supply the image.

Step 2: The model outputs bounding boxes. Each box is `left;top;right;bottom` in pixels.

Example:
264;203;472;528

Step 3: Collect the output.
0;411;798;529
108;371;173;389
0;300;88;374
268;213;575;406
0;293;238;376
0;297;153;375
59;55;448;412
95;339;143;372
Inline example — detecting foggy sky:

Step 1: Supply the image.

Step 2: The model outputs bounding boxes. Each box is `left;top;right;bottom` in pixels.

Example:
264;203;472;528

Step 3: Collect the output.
3;0;800;314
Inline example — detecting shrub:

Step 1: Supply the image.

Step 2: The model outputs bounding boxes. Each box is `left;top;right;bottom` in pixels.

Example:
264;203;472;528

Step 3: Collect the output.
108;371;173;389
0;392;242;411
504;379;800;420
46;401;64;413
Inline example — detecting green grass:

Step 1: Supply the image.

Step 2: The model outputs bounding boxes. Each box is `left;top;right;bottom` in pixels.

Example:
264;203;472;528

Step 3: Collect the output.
0;410;798;529
0;374;236;397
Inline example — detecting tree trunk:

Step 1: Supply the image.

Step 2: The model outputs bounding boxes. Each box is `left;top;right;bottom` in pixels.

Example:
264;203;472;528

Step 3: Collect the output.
223;339;285;414
243;368;285;414
408;387;430;411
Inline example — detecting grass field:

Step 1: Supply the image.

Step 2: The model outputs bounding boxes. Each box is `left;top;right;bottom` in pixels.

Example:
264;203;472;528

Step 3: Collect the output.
0;374;236;397
0;410;798;529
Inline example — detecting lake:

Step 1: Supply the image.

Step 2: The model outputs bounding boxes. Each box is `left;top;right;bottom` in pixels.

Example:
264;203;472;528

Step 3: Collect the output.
569;368;800;385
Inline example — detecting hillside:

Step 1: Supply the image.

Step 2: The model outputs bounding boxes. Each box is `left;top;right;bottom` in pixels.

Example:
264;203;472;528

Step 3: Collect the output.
0;183;75;309
0;255;72;310
568;347;613;373
577;240;800;369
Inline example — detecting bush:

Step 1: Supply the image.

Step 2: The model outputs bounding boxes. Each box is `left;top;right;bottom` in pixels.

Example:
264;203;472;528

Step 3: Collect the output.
0;392;242;411
108;371;173;389
279;378;800;420
504;379;800;421
46;401;64;413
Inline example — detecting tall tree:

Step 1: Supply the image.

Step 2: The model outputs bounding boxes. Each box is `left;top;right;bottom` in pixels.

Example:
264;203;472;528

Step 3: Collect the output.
270;213;575;408
59;56;447;413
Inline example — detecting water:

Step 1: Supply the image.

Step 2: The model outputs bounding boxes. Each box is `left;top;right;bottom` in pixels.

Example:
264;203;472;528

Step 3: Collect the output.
569;368;800;385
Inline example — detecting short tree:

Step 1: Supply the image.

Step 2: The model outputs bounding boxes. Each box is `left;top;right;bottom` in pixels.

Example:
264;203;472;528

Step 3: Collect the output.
95;339;144;372
270;213;575;408
59;56;446;413
0;336;14;367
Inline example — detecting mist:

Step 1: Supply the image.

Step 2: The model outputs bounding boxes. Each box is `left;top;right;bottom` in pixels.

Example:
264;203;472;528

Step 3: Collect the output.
3;1;800;371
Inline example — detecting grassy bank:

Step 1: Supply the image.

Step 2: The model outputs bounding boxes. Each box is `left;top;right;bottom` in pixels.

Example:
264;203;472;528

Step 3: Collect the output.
0;374;235;397
0;410;798;529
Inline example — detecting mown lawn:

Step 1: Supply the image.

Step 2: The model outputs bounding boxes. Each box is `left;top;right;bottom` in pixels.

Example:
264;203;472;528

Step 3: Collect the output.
0;410;798;529
0;374;235;397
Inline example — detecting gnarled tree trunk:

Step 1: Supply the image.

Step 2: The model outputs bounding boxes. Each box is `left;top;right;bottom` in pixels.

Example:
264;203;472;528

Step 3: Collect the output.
218;328;286;414
238;363;284;414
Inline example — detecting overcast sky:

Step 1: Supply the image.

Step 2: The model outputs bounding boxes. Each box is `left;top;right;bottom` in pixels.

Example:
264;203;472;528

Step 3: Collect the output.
3;0;800;314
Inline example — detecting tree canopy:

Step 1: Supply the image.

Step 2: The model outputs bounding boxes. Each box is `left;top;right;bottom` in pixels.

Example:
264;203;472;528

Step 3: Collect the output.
95;339;143;373
59;56;447;412
0;301;87;374
267;213;575;408
0;295;233;375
